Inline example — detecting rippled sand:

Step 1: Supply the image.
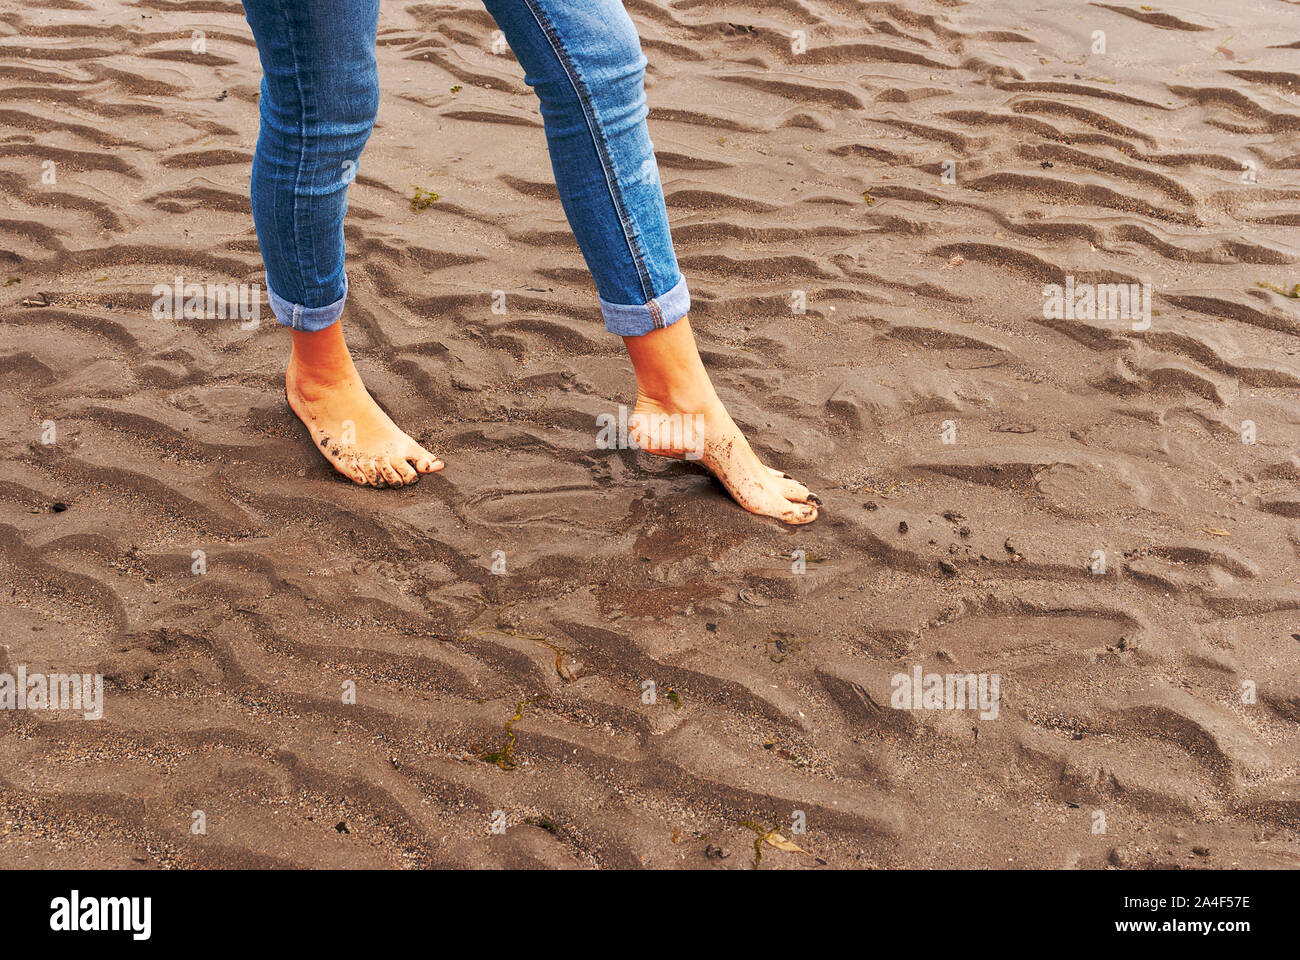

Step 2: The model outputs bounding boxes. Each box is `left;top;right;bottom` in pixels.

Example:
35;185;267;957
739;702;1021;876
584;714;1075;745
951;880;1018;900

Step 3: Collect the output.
2;0;1298;868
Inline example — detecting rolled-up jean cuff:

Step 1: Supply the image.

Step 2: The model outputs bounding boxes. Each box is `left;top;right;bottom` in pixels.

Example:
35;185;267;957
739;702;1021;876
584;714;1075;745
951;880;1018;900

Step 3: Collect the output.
266;275;348;332
599;275;690;337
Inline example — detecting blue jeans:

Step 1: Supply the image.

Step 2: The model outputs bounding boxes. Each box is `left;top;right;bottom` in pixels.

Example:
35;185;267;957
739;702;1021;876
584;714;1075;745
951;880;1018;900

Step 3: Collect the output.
242;0;689;337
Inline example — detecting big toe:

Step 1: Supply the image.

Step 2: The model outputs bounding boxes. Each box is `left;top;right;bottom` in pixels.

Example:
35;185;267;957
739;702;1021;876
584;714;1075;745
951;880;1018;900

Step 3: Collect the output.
735;482;820;525
776;499;819;525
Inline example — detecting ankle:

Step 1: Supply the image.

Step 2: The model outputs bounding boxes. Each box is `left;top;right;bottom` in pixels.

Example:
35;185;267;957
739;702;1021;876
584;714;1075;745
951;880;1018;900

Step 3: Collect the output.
287;322;359;391
288;350;356;388
634;374;702;405
623;315;722;411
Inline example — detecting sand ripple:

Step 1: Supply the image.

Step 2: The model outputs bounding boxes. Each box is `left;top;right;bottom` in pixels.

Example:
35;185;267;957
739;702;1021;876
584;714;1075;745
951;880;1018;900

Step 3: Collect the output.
1;0;1298;868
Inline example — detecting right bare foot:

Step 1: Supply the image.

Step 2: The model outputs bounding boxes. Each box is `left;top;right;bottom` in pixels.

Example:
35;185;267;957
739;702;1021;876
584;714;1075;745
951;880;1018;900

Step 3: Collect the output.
285;321;442;487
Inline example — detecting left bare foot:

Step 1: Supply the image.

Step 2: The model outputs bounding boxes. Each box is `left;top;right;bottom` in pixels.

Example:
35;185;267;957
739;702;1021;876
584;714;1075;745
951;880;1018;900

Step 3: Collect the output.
630;392;820;524
622;316;819;524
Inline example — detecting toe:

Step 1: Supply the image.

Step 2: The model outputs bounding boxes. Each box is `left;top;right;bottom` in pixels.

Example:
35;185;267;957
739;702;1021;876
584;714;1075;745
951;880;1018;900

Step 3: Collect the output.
409;443;444;473
778;477;815;503
378;458;404;487
737;485;818;525
766;466;786;478
328;452;369;486
779;501;819;525
391;456;419;486
358;457;384;487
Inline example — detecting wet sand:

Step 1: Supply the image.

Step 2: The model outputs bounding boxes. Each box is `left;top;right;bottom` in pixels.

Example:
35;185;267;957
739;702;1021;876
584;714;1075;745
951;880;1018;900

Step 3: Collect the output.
1;0;1299;868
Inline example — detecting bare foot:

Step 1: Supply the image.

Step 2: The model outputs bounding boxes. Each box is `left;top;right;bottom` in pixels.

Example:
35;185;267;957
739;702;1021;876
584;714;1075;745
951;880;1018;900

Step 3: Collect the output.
621;315;818;524
629;392;820;524
285;321;442;487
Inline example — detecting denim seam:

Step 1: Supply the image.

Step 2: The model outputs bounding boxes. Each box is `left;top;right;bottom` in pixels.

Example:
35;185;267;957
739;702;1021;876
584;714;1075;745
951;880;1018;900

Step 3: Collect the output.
519;0;657;311
303;11;324;305
272;0;313;309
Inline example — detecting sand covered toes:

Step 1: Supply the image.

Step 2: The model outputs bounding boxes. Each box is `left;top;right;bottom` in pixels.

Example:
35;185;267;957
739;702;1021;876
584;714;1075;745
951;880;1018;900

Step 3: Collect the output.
285;365;442;488
629;398;820;525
